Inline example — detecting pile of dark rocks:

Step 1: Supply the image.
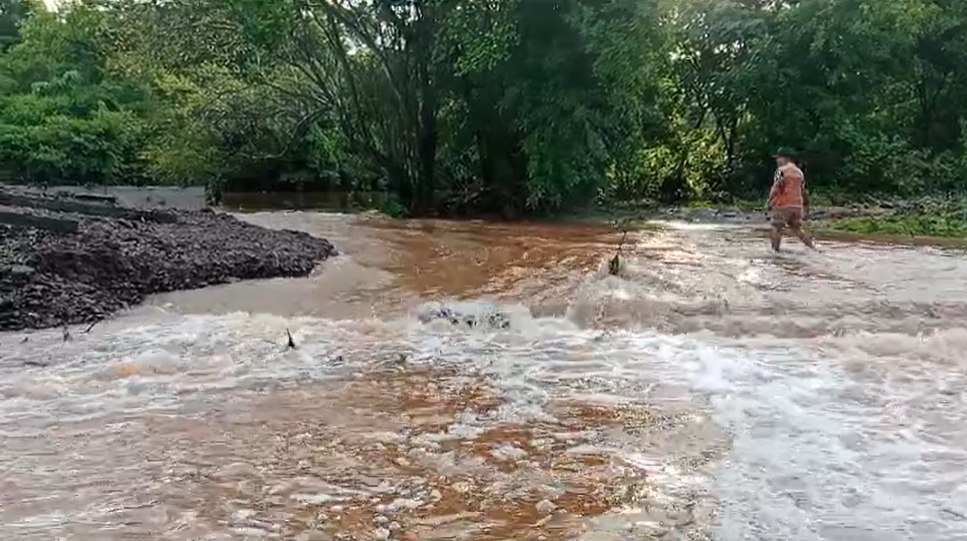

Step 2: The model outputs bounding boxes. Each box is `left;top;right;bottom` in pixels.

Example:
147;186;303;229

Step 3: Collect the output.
1;209;336;331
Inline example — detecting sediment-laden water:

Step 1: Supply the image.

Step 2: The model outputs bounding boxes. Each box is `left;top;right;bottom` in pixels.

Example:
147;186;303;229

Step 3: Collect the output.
2;212;965;541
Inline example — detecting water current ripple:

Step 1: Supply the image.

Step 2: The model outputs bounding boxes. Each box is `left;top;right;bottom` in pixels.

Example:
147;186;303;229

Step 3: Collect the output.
1;213;966;541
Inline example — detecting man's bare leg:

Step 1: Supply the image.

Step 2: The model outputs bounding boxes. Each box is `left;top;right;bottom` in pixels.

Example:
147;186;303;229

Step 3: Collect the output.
791;226;816;249
770;226;783;252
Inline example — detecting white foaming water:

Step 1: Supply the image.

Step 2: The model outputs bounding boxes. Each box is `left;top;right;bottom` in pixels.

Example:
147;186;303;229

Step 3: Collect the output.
3;305;967;539
2;217;967;540
692;331;967;540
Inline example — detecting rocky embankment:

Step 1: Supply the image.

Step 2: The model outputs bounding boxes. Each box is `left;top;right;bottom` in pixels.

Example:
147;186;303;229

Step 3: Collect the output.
0;188;336;331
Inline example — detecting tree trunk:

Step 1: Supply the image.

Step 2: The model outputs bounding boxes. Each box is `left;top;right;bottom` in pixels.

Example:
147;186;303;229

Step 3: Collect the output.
415;13;438;215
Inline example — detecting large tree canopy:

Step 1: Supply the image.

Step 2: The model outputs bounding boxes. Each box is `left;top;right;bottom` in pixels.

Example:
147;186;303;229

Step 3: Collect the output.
1;0;965;215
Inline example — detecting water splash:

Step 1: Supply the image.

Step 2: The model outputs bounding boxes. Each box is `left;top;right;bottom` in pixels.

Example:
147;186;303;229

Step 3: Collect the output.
1;213;966;540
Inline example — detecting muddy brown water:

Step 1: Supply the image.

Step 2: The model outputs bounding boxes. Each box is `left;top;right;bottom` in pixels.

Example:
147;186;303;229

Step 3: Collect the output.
2;212;967;541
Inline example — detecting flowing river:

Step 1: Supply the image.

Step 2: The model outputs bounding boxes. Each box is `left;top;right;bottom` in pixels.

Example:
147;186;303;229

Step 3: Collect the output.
2;212;966;541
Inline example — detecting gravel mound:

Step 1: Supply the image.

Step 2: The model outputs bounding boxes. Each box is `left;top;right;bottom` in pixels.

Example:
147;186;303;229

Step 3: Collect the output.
0;209;336;331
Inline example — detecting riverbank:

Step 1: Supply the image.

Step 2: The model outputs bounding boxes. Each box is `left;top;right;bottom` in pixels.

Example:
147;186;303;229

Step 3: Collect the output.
0;188;337;331
61;184;963;240
594;197;967;240
816;199;967;238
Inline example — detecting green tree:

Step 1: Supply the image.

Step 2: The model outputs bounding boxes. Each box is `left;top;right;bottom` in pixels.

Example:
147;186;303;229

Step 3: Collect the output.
0;0;32;52
2;0;966;214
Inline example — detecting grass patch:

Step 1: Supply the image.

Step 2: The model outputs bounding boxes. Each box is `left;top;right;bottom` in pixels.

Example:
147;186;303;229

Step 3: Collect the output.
829;197;967;238
822;213;967;238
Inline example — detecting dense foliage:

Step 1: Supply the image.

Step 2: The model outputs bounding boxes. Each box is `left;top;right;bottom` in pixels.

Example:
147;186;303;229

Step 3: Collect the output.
1;0;966;216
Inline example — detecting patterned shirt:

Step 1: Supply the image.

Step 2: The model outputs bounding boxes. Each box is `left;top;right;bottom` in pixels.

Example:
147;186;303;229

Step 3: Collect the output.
769;163;805;208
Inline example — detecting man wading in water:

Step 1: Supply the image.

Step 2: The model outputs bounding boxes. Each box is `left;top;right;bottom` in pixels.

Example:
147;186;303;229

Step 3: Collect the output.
767;149;816;252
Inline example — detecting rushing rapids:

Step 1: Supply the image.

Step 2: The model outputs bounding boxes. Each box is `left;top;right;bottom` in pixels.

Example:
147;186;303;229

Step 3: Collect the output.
1;211;966;541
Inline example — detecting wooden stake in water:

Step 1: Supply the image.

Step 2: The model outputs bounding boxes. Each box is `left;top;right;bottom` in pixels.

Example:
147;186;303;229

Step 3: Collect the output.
608;229;629;277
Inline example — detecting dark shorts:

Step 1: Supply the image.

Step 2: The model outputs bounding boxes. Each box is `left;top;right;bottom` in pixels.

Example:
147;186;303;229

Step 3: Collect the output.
771;207;803;229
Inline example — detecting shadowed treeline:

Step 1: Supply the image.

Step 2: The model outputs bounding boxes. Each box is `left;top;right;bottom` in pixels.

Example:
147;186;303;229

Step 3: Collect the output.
1;0;966;217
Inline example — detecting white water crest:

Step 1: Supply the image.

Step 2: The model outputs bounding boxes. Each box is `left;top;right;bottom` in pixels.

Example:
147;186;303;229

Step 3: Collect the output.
1;213;966;540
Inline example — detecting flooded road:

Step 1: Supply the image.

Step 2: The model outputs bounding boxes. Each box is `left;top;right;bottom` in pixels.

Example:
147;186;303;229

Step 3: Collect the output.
2;212;967;541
